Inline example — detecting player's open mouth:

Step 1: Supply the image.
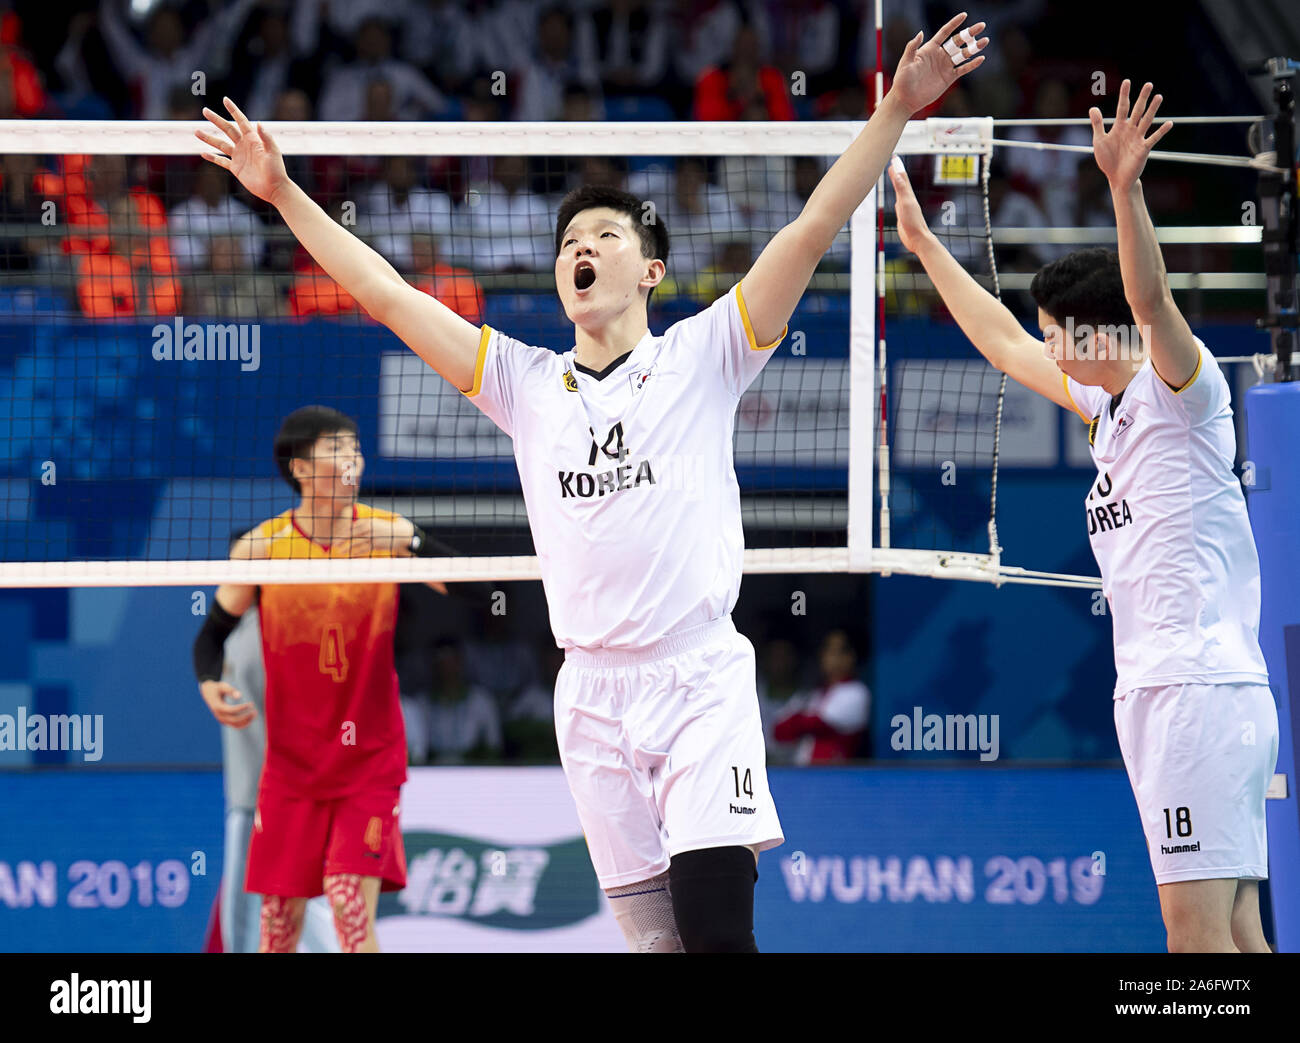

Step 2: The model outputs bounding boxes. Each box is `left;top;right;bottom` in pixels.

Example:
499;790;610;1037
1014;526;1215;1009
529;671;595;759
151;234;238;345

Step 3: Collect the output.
574;262;596;290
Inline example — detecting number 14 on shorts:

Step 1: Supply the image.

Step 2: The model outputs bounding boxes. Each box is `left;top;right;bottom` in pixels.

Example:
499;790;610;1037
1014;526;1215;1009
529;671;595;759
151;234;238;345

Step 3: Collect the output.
731;766;754;799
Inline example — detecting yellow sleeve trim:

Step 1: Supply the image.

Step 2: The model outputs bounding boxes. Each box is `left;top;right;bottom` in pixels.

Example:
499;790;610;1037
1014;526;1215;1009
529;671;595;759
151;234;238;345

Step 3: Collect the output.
735;280;787;352
1171;348;1203;395
463;325;492;398
1061;372;1089;422
356;502;398;522
232;516;283;561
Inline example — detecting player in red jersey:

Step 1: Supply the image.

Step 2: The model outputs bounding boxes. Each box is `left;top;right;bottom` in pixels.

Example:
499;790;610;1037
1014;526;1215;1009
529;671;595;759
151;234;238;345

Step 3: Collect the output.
193;405;444;953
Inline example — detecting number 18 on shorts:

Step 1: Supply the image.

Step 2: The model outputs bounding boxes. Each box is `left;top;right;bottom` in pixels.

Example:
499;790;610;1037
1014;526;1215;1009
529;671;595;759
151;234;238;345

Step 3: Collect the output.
1115;683;1278;884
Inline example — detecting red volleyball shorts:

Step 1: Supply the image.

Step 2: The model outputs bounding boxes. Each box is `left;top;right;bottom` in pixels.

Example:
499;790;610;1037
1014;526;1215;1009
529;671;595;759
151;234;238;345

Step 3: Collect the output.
245;783;407;898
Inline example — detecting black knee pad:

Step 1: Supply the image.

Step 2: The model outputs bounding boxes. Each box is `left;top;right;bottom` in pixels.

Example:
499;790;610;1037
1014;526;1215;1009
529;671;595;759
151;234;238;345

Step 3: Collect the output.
668;846;760;953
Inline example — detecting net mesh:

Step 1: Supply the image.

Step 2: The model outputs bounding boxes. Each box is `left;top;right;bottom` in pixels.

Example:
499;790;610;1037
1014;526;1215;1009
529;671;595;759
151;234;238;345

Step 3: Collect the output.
879;149;1005;560
0;118;1013;586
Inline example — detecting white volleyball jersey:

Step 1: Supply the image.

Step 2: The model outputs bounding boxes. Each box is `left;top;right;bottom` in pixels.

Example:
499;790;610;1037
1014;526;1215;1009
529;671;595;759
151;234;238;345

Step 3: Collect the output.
464;281;785;650
1062;340;1270;698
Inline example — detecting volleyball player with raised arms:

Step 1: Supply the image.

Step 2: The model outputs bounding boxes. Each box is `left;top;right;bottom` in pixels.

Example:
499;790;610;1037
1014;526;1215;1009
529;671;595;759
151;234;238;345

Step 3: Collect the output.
196;13;988;952
891;81;1278;952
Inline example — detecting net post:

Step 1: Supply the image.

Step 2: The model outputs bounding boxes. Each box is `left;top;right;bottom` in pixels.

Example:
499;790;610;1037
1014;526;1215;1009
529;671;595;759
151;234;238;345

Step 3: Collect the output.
849;189;877;572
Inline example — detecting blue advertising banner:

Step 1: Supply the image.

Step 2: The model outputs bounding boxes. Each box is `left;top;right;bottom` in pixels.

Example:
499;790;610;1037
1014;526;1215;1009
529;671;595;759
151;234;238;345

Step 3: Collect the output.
755;766;1167;953
0;771;223;953
0;766;1173;953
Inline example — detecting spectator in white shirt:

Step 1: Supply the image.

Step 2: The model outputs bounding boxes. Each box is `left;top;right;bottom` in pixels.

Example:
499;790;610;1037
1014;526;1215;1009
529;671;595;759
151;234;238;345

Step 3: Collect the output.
752;156;850;270
981;155;1059;269
1003;79;1092;230
670;0;745;89
719;94;793;237
396;0;480;95
307;0;413;42
184;234;279;320
773;630;871;764
466;155;553;272
223;1;322;122
168;161;265;273
317;16;447;121
648;157;740;281
510;4;601;122
97;0;256;120
358;156;457;273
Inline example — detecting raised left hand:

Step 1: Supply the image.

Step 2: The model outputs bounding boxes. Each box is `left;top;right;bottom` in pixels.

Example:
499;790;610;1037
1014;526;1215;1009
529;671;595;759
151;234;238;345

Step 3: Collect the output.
890;13;988;114
1089;79;1174;190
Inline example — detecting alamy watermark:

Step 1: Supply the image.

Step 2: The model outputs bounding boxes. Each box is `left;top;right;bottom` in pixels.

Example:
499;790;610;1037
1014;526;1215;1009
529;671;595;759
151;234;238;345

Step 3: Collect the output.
891;705;1000;762
151;316;260;372
50;974;150;1023
1042;318;1152;364
0;706;104;761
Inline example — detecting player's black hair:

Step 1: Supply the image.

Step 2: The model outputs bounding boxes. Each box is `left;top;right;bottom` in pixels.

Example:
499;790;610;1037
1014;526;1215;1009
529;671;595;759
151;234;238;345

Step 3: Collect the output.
273;405;359;493
1029;248;1135;331
555;184;670;302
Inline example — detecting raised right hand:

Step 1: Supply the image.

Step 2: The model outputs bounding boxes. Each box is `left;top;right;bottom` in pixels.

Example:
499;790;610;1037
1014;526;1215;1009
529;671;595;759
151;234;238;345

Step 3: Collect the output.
196;97;290;206
889;159;935;256
889;13;987;115
199;679;258;729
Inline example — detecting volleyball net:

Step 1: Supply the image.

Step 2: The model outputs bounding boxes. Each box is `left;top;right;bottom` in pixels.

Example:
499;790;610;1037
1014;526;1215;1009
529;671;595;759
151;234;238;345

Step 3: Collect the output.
0;116;1267;587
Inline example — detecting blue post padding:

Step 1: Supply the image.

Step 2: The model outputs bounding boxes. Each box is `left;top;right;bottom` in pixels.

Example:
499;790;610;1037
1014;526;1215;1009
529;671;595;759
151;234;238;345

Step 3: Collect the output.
1245;381;1300;953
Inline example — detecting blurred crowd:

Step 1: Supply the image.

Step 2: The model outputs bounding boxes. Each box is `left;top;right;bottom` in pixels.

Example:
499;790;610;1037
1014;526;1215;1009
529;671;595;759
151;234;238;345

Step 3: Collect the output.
395;596;873;766
0;0;1119;319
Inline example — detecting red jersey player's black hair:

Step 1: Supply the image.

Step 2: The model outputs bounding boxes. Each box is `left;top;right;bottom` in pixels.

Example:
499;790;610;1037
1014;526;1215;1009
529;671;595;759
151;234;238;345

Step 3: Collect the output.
555;184;670;304
273;405;359;493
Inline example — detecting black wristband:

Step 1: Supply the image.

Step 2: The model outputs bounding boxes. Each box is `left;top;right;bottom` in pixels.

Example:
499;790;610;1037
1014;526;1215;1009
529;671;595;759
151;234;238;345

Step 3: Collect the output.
193;600;241;683
409;524;437;557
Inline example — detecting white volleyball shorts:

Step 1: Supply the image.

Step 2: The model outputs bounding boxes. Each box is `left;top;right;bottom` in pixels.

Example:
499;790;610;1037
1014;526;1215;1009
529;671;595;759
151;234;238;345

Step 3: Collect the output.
554;616;785;889
1114;682;1278;885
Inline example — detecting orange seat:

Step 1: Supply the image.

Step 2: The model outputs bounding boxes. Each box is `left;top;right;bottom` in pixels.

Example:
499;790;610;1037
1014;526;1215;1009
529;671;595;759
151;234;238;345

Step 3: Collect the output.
76;253;135;317
289;263;358;317
413;263;484;324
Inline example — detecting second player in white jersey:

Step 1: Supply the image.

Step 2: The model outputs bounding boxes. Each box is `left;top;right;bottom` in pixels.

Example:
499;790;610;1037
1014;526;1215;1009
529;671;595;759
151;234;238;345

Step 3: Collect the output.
890;77;1278;952
466;281;779;650
1063;341;1270;697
